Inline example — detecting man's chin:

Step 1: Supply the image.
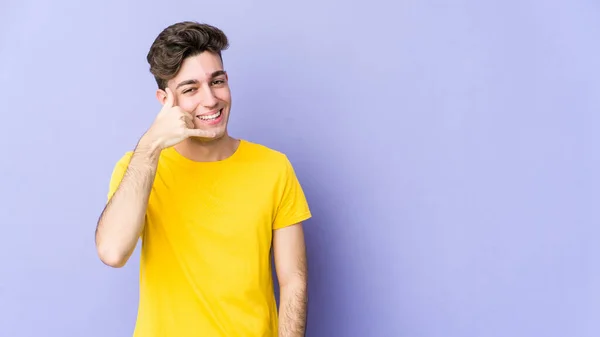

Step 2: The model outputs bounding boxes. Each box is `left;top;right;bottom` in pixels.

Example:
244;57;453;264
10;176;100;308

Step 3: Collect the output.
191;129;227;143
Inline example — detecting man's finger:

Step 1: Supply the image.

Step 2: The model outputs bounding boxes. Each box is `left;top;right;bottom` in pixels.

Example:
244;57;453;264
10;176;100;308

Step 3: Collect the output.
181;114;194;129
159;88;174;114
186;128;217;139
164;88;174;107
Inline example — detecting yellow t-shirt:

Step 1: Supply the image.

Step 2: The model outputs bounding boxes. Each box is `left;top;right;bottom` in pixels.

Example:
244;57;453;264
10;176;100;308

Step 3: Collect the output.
106;139;311;336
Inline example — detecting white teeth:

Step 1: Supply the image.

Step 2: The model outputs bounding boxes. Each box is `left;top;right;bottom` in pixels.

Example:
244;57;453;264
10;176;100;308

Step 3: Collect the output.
198;110;221;120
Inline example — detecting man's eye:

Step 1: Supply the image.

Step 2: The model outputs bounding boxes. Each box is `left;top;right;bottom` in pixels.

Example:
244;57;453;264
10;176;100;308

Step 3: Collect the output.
183;88;196;94
212;80;224;85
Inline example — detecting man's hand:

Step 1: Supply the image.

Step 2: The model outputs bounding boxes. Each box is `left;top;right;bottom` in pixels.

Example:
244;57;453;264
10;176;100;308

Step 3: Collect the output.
141;87;216;150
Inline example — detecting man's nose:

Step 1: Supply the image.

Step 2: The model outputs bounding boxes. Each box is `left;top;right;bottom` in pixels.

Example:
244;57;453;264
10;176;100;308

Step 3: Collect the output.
200;86;218;108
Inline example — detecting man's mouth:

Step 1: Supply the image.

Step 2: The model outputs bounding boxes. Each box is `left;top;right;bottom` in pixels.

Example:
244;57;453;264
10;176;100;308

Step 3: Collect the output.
197;109;222;121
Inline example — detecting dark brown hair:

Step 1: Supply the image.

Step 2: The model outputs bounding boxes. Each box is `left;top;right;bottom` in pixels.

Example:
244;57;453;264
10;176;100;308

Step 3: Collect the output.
146;21;229;89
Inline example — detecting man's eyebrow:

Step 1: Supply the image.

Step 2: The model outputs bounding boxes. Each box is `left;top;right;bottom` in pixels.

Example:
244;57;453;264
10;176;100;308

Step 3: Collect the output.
175;71;227;89
211;70;226;78
176;79;198;89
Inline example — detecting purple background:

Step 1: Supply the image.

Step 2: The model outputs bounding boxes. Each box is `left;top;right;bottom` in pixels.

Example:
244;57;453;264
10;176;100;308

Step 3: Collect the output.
1;0;599;336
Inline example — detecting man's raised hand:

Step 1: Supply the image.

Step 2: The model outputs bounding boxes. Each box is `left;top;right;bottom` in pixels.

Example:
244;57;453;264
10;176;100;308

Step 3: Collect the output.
141;88;216;151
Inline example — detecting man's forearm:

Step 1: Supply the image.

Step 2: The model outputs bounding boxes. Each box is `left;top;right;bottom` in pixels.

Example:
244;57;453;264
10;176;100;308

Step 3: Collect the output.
278;281;308;337
95;140;161;267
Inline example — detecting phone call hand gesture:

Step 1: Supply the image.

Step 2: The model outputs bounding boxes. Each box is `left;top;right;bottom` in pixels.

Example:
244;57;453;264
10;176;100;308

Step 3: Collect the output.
141;88;216;150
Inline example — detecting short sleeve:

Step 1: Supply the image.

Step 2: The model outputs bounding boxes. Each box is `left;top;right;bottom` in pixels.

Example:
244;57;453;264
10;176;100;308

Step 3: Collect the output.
272;155;312;230
107;152;133;202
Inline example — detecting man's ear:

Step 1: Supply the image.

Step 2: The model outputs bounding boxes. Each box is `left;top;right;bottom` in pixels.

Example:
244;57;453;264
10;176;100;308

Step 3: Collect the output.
156;89;167;105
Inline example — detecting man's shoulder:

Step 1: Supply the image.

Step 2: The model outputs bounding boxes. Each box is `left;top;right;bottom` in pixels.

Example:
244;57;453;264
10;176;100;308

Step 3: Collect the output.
115;151;134;165
240;139;291;166
107;151;133;173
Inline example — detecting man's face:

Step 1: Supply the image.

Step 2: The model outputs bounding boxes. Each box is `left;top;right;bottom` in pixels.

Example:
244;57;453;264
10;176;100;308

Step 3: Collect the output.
159;51;231;141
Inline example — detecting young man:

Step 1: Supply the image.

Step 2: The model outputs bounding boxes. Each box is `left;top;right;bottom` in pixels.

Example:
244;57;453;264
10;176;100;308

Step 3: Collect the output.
95;21;311;336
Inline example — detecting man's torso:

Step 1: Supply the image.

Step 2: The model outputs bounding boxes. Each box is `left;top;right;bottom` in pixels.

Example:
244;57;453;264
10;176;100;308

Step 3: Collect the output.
107;140;306;336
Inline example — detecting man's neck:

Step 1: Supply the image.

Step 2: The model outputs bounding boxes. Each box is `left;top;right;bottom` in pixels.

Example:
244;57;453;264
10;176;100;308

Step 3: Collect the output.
173;135;239;162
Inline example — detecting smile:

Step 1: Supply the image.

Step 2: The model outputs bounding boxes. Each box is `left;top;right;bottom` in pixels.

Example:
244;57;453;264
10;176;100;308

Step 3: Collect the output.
198;109;222;121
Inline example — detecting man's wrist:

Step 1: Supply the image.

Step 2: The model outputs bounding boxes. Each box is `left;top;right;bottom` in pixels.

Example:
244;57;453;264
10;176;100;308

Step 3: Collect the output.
134;134;162;162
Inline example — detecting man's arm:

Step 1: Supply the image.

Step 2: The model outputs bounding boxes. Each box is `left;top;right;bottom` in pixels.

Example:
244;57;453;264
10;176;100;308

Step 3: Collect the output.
95;87;216;268
95;142;160;268
273;222;308;337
